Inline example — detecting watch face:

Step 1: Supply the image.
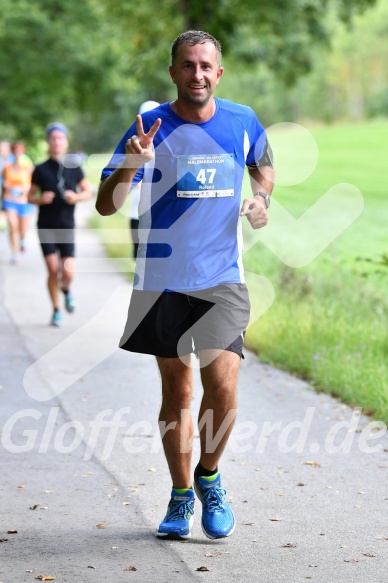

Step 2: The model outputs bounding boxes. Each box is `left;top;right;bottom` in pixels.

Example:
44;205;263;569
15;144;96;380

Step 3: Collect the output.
257;192;270;208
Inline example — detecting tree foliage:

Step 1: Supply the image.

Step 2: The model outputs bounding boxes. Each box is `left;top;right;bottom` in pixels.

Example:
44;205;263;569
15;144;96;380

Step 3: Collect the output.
0;0;378;147
0;0;121;141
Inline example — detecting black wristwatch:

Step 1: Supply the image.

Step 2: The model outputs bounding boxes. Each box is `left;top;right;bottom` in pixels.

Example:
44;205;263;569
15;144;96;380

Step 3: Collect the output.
255;191;270;209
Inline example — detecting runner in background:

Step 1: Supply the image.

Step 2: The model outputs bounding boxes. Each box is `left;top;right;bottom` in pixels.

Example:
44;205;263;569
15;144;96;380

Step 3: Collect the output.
2;142;34;263
28;123;92;327
0;140;14;233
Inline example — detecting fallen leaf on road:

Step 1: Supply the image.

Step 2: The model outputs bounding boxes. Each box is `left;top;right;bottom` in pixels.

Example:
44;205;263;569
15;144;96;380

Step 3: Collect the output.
123;566;137;571
242;522;255;526
7;530;17;534
35;576;55;581
269;517;283;521
297;483;305;487
363;553;376;557
303;461;321;467
17;484;26;489
30;504;40;510
0;539;9;542
196;566;210;572
96;524;106;529
87;566;96;569
344;558;359;563
282;543;297;548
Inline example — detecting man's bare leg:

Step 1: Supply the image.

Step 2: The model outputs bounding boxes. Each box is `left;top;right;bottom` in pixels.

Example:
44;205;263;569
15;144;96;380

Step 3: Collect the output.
198;349;240;472
191;349;240;539
156;355;194;488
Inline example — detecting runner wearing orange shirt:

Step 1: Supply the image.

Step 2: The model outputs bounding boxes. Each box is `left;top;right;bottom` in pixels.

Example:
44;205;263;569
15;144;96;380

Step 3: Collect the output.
2;142;34;263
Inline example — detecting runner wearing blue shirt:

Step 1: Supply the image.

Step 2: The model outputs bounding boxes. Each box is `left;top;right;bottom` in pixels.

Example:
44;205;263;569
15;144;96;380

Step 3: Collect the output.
97;30;274;541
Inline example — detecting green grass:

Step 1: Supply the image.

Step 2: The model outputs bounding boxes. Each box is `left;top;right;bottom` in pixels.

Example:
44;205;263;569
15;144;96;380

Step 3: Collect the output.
243;120;388;422
88;207;136;274
90;120;388;423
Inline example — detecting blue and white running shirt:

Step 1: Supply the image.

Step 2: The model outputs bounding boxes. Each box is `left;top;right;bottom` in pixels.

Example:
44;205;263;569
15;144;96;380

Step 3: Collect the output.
101;98;267;292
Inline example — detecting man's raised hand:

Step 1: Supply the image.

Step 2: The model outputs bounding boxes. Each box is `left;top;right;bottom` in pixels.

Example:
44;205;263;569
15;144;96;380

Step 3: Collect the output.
124;115;162;168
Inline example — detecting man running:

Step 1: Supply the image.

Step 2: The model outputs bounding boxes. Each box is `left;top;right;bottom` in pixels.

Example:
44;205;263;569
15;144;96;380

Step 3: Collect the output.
28;123;92;327
96;31;274;540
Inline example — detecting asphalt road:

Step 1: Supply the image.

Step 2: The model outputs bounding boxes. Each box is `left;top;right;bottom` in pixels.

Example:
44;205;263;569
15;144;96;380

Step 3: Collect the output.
1;202;387;583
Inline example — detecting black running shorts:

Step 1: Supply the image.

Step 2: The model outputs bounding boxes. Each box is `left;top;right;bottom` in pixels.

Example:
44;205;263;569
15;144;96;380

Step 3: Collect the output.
38;228;75;258
119;283;250;358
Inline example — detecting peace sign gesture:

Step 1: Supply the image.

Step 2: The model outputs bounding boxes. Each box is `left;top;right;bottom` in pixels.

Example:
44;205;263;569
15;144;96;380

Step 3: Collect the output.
125;115;162;168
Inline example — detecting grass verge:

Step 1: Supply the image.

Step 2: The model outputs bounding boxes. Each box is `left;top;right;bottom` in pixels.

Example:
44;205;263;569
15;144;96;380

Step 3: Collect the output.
89;120;388;423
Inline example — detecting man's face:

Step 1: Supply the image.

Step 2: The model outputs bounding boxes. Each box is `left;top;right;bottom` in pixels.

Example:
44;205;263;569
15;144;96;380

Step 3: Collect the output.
48;130;68;159
169;42;224;108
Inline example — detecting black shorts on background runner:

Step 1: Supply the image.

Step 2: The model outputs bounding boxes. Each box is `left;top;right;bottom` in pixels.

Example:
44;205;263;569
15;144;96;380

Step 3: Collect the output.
38;228;75;258
119;283;250;358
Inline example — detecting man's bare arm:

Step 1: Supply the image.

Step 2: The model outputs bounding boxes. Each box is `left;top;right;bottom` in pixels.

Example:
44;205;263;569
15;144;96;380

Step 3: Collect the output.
248;166;275;198
96;166;138;216
95;116;161;217
240;166;275;230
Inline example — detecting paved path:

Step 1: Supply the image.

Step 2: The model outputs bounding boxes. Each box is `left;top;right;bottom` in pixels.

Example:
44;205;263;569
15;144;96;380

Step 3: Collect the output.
0;202;387;583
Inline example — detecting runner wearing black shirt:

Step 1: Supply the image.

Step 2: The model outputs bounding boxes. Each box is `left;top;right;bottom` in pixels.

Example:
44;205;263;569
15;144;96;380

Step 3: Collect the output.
29;123;91;327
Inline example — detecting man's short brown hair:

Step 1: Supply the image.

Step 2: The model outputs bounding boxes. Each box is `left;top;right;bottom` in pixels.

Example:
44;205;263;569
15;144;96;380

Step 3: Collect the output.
171;30;222;68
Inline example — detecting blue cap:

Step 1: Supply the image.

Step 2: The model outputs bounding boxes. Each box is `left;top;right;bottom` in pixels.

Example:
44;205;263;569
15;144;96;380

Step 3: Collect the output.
46;122;68;139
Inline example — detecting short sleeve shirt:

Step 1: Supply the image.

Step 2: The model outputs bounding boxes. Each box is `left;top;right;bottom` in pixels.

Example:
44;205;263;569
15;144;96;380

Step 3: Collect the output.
32;158;84;228
101;98;267;292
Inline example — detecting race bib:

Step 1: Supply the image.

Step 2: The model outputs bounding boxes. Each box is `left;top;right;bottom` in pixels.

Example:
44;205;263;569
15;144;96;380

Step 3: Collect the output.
177;153;234;198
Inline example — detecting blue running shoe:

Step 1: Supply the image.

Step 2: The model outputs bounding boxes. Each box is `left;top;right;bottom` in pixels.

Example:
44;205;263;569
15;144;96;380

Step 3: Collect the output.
157;488;195;539
194;473;235;539
64;291;76;313
51;310;63;328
